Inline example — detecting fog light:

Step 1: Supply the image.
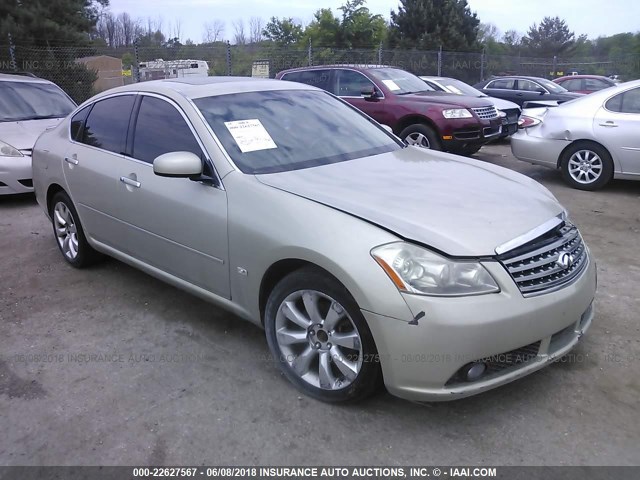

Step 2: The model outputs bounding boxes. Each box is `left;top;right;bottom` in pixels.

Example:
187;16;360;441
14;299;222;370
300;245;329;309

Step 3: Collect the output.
462;362;487;382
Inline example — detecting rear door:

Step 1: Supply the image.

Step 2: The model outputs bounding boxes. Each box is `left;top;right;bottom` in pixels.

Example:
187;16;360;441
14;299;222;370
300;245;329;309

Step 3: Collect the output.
63;94;136;246
594;87;640;175
115;94;230;297
484;78;518;104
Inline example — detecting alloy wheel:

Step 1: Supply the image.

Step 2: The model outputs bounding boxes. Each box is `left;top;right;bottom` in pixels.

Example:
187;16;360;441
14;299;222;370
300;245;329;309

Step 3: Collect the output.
53;202;79;260
568;150;603;184
274;290;363;390
405;132;431;148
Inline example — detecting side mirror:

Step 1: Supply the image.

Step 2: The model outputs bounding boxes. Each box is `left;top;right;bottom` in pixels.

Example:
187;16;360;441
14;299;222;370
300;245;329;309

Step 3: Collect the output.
536;88;546;95
153;151;202;179
361;86;378;100
381;124;393;134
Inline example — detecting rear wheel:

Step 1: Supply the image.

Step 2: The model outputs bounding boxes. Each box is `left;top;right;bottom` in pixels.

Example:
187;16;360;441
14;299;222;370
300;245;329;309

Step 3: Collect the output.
560;143;613;191
264;267;381;403
50;191;102;267
400;124;441;151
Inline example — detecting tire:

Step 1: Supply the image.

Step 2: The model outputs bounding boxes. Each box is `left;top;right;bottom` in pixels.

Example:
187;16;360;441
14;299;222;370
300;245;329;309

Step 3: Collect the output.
50;191;102;268
560;142;613;191
458;145;482;156
264;267;381;403
399;124;441;151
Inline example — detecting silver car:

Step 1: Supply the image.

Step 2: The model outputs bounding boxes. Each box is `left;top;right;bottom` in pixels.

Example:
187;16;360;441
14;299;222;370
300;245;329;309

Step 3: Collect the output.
511;79;640;190
0;73;76;195
32;77;596;403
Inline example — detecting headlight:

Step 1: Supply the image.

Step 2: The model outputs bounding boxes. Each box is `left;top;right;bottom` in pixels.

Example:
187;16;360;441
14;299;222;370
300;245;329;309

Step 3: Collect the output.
371;242;500;296
498;110;507;118
0;140;23;157
442;108;473;119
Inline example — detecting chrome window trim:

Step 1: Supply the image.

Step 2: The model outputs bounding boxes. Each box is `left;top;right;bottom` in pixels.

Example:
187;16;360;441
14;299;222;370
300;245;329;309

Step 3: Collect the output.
68;91;225;190
494;213;565;255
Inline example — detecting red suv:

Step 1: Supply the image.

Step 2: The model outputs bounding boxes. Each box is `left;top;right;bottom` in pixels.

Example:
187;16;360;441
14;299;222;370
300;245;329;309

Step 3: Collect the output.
276;65;503;155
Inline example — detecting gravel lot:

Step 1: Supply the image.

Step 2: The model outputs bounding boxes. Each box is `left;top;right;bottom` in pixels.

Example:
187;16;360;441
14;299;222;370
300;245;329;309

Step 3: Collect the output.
1;141;639;466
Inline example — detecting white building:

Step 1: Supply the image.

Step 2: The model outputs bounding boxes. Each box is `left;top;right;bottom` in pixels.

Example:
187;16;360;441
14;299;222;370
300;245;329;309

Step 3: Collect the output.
138;59;209;81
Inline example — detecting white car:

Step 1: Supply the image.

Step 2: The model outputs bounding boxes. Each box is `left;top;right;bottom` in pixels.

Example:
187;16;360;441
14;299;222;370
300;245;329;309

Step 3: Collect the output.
0;73;76;195
511;79;640;190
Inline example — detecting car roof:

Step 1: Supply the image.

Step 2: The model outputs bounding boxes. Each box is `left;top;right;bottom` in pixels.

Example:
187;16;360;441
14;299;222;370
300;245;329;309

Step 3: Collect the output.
0;72;55;84
278;64;390;75
554;75;613;81
486;76;550;82
88;76;317;101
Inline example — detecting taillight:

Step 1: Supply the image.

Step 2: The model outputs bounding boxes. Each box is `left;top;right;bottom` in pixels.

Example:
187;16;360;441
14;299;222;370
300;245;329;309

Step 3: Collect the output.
518;116;541;129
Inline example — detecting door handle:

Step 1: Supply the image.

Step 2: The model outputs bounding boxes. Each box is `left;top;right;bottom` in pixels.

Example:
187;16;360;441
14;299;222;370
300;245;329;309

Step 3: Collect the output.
64;156;79;165
599;121;618;128
120;176;141;188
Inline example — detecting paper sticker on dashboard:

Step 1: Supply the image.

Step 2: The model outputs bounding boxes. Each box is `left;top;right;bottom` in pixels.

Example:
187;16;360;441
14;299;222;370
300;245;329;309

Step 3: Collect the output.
224;119;278;153
381;79;400;91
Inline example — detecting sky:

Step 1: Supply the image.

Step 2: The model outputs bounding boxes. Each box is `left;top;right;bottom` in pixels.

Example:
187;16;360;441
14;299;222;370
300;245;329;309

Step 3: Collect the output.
106;0;640;44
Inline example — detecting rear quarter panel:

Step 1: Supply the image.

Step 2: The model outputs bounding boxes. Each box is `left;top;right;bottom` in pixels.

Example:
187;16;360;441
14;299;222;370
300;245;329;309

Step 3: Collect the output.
32;120;71;216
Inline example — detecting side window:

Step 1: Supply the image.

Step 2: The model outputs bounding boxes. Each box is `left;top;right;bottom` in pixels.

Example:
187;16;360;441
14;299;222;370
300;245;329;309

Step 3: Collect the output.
335;69;376;97
605;89;640;114
132;96;205;164
561;78;582;91
81;95;136;153
487;79;515;89
584;78;609;92
70;105;91;141
517;80;544;92
620;88;640;114
281;70;332;92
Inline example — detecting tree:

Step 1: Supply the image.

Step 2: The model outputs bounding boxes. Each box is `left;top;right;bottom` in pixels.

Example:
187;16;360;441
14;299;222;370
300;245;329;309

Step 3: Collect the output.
389;0;480;51
202;20;225;43
249;17;264;43
522;17;576;57
232;18;247;45
338;0;386;48
262;17;303;46
303;8;342;46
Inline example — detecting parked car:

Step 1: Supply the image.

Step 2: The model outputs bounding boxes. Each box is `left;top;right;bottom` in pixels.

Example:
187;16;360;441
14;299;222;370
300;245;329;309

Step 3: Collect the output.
511;79;640;190
277;65;503;155
420;76;521;137
0;73;76;195
33;77;596;403
473;76;583;108
553;75;617;94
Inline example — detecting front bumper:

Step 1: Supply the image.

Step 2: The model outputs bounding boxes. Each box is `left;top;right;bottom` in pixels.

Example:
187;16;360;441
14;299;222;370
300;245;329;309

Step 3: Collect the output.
440;117;503;151
363;254;596;402
0;155;34;195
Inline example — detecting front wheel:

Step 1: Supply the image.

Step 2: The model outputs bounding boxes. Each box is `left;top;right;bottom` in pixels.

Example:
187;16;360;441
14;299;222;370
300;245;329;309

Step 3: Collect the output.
264;267;381;403
560;143;613;191
400;124;441;151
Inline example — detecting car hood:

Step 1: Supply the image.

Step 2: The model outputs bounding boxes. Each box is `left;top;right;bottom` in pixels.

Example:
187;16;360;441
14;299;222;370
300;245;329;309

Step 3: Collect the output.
0;118;64;150
256;147;563;257
401;92;494;108
488;96;521;111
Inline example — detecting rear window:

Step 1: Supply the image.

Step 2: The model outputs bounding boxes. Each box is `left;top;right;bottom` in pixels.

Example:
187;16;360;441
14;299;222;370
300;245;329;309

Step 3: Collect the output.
487;79;515;89
193;90;401;174
280;70;332;92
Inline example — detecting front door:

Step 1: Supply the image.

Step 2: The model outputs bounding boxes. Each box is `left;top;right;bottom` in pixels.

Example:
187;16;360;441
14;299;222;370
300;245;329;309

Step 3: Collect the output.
114;94;230;297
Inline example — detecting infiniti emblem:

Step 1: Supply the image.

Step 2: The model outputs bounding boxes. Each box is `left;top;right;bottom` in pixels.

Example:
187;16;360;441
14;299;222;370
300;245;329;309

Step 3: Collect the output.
556;251;575;270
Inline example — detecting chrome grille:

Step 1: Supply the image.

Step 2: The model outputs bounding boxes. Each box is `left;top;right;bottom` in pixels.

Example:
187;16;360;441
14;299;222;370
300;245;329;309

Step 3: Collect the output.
499;224;588;296
472;105;499;119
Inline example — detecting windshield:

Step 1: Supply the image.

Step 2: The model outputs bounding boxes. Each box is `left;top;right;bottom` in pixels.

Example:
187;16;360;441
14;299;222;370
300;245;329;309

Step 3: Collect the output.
194;90;402;174
538;78;568;93
437;78;485;97
0;81;76;122
368;68;435;95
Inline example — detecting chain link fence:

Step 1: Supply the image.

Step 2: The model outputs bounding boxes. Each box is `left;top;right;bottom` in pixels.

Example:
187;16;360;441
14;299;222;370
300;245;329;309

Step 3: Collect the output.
2;43;639;103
